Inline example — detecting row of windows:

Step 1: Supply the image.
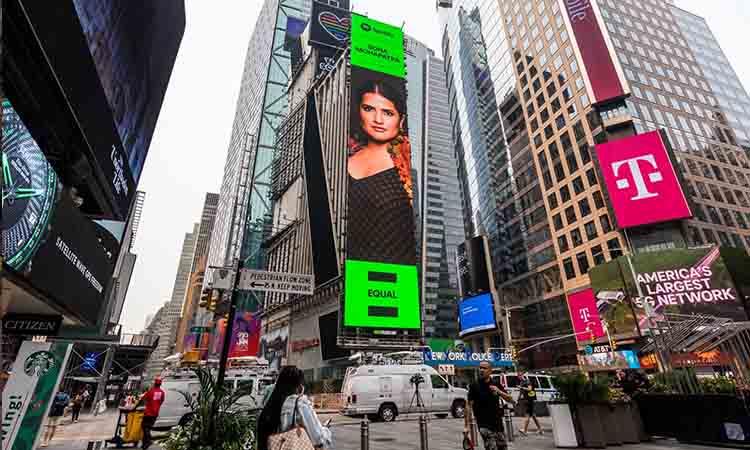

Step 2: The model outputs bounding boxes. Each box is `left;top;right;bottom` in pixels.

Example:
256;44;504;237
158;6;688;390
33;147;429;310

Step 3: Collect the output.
562;238;624;281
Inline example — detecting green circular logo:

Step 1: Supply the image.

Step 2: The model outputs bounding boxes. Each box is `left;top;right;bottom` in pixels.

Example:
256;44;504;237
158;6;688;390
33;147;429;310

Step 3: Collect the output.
24;351;57;377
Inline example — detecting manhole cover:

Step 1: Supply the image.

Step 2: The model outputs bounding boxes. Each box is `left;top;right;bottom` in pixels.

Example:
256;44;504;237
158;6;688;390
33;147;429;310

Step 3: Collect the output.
372;438;395;442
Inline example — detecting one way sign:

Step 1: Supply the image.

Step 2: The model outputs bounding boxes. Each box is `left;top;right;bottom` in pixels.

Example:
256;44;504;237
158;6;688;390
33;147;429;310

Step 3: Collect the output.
237;269;314;296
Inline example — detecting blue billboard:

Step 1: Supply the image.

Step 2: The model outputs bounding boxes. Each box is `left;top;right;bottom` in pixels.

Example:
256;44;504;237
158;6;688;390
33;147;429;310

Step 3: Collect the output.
458;292;497;337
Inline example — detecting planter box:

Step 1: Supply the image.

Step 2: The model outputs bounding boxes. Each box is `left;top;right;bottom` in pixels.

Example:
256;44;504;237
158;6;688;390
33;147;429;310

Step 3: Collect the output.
612;403;639;444
577;404;606;448
597;403;623;446
549;403;578;448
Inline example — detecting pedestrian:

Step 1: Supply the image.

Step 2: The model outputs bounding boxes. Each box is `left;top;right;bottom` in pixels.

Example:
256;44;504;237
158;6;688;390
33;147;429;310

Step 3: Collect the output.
518;374;542;436
41;390;70;447
134;378;166;450
71;393;84;423
256;365;333;450
465;361;516;450
82;387;91;408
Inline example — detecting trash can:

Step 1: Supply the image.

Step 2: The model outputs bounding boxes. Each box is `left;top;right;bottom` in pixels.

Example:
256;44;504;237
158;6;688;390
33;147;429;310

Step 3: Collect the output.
123;411;144;443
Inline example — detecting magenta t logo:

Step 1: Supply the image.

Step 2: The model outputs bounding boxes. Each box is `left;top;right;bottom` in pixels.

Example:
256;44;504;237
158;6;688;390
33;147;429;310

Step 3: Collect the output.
612;155;663;200
595;131;692;228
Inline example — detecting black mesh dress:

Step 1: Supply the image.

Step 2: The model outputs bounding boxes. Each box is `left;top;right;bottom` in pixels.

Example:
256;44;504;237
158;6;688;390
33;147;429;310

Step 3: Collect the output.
347;167;417;265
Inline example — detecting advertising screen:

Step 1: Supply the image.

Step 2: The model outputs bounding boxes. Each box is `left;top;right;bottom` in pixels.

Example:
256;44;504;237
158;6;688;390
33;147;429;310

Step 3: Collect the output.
343;15;420;331
595;130;692;228
2;100;115;325
319;312;349;360
559;0;628;104
228;311;261;359
589;246;748;336
578;350;640;372
566;288;606;342
310;1;351;50
458;293;497;336
456;236;493;298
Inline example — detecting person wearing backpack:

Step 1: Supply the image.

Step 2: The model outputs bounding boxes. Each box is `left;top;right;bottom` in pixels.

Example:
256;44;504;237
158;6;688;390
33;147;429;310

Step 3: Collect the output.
256;366;332;450
41;390;70;447
518;374;542;436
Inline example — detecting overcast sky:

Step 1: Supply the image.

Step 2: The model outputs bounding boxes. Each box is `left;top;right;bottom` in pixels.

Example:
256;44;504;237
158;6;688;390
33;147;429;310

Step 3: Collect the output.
122;0;750;333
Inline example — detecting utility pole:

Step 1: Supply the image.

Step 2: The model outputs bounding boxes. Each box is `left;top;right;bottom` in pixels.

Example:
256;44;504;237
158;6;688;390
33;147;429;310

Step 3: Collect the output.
216;259;241;388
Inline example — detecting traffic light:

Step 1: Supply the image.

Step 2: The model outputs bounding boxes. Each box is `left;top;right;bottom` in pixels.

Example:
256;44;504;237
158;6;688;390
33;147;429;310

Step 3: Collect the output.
510;346;518;361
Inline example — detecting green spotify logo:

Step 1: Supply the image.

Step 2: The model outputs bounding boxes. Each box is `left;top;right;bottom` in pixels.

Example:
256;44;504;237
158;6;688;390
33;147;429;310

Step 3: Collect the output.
350;14;405;78
344;260;420;329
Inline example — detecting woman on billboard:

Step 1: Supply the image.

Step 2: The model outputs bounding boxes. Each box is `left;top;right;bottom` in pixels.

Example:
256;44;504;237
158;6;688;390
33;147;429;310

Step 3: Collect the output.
347;72;417;266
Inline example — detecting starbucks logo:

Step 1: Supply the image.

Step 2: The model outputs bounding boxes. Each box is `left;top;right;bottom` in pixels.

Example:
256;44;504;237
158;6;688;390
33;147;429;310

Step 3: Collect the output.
24;351;57;377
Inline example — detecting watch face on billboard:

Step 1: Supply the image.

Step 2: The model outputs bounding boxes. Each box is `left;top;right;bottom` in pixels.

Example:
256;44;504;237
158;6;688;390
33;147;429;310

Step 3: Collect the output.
344;15;419;332
595;130;692;228
2;100;58;272
458;293;497;336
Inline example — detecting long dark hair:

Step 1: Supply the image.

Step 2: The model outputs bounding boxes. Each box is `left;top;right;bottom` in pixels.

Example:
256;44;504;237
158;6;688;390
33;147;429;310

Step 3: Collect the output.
256;366;305;450
350;78;406;150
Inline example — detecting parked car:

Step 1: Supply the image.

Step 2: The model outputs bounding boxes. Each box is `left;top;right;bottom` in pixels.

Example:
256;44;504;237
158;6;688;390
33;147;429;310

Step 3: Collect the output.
341;364;467;422
154;371;274;429
491;371;558;402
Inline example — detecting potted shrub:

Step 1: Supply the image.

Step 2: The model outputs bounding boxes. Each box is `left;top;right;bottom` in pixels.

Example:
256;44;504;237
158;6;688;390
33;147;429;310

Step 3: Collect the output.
162;368;259;450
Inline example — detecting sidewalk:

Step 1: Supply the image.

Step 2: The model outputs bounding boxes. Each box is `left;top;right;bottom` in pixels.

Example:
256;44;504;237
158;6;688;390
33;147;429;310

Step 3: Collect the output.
43;410;164;450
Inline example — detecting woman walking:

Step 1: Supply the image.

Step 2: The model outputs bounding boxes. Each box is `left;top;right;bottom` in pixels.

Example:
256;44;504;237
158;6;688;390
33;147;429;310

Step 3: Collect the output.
70;393;84;423
256;366;333;450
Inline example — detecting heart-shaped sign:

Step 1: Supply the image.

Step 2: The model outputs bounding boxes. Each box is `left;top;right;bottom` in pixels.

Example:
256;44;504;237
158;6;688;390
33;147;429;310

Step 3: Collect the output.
318;11;350;42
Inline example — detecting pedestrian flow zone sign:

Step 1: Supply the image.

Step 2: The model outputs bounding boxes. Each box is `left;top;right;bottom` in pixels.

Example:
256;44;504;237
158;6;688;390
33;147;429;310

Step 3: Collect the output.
237;269;314;295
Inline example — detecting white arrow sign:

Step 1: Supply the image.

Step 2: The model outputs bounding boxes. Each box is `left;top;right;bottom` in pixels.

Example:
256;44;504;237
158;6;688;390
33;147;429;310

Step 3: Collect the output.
237;269;314;296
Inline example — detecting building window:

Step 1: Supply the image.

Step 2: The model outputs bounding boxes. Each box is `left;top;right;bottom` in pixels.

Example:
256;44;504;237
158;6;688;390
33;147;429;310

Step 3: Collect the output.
565;206;577;224
586;168;598;186
593;191;605;209
577;252;590;275
572;177;585;194
591;245;606;265
579;198;592;217
607;238;623;258
563;257;576;279
600;215;612;233
553;213;563;230
558;234;570;253
571;228;584;246
560;186;571;203
548;193;559;210
585;221;598;240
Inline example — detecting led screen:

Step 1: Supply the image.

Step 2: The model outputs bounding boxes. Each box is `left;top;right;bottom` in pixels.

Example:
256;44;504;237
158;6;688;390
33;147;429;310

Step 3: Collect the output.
343;15;420;331
458;293;497;337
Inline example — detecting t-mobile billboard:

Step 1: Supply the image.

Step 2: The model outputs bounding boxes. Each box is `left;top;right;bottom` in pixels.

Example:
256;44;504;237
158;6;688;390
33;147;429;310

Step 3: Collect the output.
558;0;628;104
589;246;748;336
595;130;692;228
566;288;606;342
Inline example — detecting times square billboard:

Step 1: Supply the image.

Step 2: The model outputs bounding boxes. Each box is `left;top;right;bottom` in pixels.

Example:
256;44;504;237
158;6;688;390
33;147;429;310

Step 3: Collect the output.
587;246;749;339
342;14;421;335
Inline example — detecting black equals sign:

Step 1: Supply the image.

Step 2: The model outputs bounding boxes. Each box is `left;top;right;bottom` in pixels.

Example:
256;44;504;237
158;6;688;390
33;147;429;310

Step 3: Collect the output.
368;271;398;318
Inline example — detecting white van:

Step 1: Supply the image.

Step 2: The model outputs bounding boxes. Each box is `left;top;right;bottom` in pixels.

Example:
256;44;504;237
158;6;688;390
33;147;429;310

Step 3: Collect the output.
155;371;274;429
341;364;468;422
490;372;557;402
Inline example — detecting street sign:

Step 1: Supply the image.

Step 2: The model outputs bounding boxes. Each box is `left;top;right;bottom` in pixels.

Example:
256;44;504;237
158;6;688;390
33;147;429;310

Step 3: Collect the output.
212;267;234;290
237;269;314;295
438;364;455;376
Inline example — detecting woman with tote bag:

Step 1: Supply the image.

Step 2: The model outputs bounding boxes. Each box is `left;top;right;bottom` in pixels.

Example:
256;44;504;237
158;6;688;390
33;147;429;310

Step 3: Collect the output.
256;366;333;450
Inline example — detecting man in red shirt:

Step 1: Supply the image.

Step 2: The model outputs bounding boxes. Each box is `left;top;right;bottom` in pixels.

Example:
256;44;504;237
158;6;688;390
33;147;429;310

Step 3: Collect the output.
136;377;166;449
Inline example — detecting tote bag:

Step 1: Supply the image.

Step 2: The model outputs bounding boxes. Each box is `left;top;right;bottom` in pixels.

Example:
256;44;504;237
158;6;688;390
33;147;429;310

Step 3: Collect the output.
267;396;315;450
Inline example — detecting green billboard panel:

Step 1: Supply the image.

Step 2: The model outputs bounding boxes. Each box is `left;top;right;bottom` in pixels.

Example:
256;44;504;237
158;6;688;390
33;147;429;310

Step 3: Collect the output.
344;259;420;329
350;14;405;78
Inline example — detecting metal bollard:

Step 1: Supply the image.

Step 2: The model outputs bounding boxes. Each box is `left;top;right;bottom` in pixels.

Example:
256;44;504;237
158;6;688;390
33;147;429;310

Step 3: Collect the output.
504;407;514;442
360;420;369;450
419;414;429;450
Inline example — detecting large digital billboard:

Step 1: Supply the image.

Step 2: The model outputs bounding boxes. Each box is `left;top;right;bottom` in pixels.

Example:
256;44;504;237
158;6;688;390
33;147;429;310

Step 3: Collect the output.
595;130;692;228
589;246;748;336
566;288;606;342
558;0;629;104
458;293;497;337
456;236;494;298
2;99;116;325
343;15;420;332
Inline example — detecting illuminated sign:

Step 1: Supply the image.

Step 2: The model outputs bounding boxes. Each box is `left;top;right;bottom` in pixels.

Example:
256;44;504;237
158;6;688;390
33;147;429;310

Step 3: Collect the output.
423;350;513;368
559;0;628;104
344;14;419;332
458;293;497;337
595;130;692;228
578;350;641;371
566;288;606;342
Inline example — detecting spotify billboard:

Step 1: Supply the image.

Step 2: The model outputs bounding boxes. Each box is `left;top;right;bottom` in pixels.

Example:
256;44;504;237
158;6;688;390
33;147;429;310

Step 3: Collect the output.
343;14;420;332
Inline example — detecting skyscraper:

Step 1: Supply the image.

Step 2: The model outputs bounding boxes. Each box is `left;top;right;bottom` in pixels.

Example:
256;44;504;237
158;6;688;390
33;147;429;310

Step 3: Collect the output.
440;0;750;368
422;54;467;339
144;226;198;378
